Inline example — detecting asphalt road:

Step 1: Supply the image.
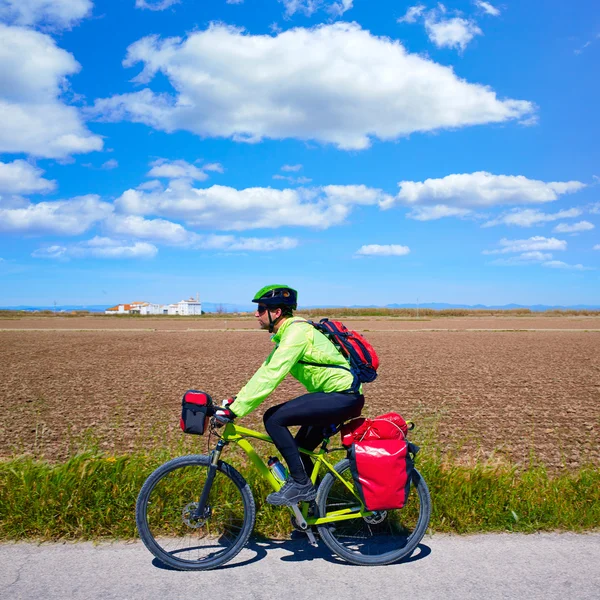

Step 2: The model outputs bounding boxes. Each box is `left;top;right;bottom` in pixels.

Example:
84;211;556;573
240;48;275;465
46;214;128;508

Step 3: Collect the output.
1;533;599;600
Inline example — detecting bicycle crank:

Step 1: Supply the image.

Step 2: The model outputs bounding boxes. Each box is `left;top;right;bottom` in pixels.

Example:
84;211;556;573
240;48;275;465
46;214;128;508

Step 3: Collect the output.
290;505;318;547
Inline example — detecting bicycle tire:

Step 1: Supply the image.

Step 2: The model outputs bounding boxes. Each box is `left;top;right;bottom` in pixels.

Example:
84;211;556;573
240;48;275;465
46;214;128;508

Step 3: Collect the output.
316;459;430;566
136;454;255;571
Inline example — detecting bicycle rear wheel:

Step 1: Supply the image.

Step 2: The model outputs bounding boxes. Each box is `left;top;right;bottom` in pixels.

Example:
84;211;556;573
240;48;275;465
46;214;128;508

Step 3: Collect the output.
316;459;430;566
136;454;255;571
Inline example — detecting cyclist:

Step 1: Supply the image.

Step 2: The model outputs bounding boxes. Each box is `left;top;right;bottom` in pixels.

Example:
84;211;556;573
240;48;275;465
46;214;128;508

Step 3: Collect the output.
215;284;364;506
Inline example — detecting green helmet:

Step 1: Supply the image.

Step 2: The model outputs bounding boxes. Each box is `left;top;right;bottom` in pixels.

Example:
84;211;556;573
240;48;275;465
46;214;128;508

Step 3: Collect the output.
252;284;298;310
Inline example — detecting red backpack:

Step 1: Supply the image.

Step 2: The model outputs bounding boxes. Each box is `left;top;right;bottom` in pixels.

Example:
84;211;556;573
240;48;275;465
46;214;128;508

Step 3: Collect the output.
298;319;379;390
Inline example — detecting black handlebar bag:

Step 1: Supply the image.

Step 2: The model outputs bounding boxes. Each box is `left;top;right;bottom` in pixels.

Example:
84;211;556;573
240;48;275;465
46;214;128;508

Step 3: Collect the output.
180;390;213;435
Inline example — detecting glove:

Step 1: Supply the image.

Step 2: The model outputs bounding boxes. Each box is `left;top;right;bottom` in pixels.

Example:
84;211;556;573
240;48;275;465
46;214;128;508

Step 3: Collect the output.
214;406;236;425
221;397;235;408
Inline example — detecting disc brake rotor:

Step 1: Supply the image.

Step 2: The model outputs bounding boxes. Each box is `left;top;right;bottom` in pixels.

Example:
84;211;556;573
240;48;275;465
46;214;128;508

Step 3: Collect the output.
363;510;388;525
182;502;209;528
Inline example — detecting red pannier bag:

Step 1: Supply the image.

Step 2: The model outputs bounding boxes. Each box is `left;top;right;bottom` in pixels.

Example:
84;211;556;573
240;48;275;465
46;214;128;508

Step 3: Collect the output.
341;412;418;511
340;412;408;446
180;390;213;435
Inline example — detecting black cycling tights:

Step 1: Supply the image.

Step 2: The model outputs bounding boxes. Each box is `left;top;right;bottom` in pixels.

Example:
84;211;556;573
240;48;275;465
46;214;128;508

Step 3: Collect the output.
263;391;364;484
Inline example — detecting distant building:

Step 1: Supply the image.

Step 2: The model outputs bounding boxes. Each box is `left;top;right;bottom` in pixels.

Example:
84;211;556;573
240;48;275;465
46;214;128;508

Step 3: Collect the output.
105;303;133;315
167;297;202;316
140;303;165;315
105;295;201;315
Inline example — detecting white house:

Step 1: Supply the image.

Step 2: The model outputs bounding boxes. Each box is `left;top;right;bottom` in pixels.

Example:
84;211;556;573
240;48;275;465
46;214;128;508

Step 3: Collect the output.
167;297;202;315
140;303;165;315
105;303;132;315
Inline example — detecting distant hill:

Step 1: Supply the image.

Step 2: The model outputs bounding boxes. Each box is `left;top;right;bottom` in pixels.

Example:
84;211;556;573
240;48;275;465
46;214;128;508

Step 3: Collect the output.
2;302;600;313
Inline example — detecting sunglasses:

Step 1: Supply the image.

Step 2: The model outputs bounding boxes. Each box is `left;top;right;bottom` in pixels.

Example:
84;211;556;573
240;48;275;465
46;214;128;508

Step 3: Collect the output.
257;305;270;315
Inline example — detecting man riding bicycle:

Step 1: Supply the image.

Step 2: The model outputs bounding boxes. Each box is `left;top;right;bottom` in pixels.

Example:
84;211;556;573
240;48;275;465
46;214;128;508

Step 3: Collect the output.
215;284;364;506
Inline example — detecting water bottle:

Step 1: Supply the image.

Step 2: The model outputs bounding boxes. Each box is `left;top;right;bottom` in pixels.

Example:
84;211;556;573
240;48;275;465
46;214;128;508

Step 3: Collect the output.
267;457;288;482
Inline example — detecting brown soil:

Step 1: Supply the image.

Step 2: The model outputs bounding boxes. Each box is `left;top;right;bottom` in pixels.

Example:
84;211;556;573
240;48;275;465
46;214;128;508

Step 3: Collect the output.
1;317;598;470
1;314;600;330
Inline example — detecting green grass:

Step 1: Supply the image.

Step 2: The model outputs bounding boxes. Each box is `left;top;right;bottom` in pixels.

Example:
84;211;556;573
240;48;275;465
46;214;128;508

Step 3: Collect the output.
1;449;598;541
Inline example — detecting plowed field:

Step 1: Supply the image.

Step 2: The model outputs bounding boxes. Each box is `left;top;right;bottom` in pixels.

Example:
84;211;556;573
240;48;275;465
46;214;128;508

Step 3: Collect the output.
1;316;599;470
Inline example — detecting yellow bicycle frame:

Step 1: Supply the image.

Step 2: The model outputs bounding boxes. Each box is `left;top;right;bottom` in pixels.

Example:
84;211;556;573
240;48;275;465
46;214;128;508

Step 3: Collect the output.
218;421;370;525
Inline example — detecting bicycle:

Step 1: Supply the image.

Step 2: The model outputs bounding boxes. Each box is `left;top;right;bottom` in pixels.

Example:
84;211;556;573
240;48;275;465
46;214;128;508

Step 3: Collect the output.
136;409;431;570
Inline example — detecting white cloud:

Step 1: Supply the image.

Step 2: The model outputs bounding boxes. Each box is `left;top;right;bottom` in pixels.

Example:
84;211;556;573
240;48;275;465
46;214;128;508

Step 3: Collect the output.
518;251;553;262
226;0;244;4
114;181;393;231
482;238;592;268
31;245;68;259
204;163;225;173
382;172;585;211
355;244;410;257
0;24;103;158
483;207;583;227
593;244;600;250
101;159;118;170
424;15;483;51
542;260;592;271
553;221;595;233
490;251;554;266
407;204;472;221
275;164;307;182
115;182;351;231
590;202;600;215
397;4;426;24
0;195;112;235
0;0;92;30
135;0;180;10
104;214;193;245
34;237;159;259
322;184;392;206
574;33;600;55
484;236;567;255
0;194;28;209
198;235;298;252
273;175;312;184
91;23;534;150
280;1;320;17
147;159;223;181
475;1;500;17
328;0;353;17
0;160;56;194
103;214;299;251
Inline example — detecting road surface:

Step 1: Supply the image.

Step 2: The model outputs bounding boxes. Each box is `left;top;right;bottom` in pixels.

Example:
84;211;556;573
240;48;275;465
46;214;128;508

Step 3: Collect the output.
1;533;599;600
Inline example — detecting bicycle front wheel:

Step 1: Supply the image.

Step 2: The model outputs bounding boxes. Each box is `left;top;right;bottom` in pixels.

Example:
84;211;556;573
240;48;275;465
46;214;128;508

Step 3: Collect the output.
316;459;430;566
136;454;255;571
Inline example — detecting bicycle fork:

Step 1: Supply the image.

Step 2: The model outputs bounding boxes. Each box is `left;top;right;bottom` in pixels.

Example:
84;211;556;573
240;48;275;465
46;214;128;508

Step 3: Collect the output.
192;439;226;521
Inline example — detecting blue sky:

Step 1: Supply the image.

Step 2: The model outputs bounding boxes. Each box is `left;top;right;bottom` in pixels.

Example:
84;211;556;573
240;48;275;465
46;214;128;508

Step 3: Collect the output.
0;0;598;308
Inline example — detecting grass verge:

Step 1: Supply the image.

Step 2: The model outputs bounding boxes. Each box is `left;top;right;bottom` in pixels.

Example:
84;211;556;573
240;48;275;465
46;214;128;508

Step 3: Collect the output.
1;450;598;540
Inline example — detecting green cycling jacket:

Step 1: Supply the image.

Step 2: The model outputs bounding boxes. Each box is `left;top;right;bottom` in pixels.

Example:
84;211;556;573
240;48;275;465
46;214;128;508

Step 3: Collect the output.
229;317;356;418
